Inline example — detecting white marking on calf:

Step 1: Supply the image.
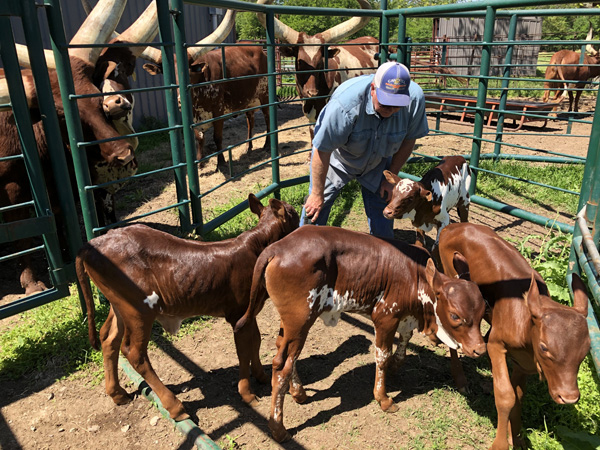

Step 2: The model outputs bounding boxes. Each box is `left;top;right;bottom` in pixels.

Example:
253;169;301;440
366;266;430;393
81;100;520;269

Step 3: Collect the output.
307;286;374;326
418;288;460;350
144;291;159;309
392;315;418;365
395;178;415;195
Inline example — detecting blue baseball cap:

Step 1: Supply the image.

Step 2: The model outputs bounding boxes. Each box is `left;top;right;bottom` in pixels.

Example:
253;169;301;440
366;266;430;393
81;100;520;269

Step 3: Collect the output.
373;61;411;107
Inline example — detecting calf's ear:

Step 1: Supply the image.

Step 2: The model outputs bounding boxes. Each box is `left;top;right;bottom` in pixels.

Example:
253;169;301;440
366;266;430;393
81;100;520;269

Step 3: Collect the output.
248;193;264;217
269;198;287;222
383;170;401;185
452;252;471;281
525;273;543;320
425;258;441;291
420;188;433;203
570;273;589;316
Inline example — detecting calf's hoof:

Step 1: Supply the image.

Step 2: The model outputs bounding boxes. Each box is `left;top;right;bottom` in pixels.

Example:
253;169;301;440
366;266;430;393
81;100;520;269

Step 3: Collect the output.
167;401;189;422
240;392;259;406
110;389;133;405
269;420;291;443
379;398;399;413
290;388;307;404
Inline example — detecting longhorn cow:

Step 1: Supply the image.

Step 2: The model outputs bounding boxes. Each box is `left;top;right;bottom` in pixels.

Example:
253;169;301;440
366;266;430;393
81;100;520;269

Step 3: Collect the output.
542;27;600;112
0;0;156;295
256;0;378;138
143;11;271;171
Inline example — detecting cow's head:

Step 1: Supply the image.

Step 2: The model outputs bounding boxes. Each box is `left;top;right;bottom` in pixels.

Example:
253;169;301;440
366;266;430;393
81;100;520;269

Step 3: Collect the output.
420;256;487;358
382;170;436;219
142;9;235;82
256;0;371;97
95;45;136;121
525;272;590;404
12;0;160;169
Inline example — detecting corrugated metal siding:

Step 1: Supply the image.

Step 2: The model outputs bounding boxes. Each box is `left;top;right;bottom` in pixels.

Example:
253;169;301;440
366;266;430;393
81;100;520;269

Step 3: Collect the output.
436;17;543;77
9;0;234;126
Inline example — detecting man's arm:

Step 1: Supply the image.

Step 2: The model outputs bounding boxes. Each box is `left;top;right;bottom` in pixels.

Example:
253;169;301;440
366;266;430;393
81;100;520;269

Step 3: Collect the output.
304;149;331;222
379;138;416;200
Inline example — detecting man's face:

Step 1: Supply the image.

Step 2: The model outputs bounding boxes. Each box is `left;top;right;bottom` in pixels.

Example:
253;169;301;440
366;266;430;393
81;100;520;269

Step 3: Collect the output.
370;83;402;118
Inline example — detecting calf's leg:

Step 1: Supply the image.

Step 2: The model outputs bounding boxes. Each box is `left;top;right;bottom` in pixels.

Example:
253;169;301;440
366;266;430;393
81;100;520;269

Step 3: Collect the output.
457;200;469;223
232;317;267;405
373;318;401;413
488;340;513;450
99;307;131;405
274;325;307;404
508;367;527;449
449;348;468;393
121;315;189;421
269;323;309;443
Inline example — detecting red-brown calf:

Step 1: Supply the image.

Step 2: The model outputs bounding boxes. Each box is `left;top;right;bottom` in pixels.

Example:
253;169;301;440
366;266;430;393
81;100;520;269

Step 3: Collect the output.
235;226;486;442
438;223;590;450
76;194;299;421
382;155;470;250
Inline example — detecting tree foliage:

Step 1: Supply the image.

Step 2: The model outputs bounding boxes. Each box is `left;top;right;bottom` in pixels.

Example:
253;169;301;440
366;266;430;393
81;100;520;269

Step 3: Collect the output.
235;0;459;43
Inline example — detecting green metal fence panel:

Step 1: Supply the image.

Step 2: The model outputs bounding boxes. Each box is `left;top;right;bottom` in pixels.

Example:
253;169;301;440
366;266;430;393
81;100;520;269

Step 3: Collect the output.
0;0;79;318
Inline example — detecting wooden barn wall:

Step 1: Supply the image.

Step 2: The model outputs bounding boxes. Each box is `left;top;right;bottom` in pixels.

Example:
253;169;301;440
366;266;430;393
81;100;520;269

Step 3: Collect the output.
436;17;543;78
8;0;235;126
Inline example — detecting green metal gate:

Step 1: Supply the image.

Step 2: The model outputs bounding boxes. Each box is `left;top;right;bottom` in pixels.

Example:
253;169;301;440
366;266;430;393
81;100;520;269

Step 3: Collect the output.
0;0;82;318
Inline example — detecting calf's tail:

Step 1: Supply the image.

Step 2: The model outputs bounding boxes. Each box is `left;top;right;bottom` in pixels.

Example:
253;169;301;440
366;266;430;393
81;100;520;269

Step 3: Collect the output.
234;250;272;333
75;248;100;350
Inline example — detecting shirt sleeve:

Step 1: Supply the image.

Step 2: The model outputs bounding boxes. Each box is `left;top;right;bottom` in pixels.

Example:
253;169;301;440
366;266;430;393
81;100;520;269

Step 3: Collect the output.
311;98;356;153
406;86;429;141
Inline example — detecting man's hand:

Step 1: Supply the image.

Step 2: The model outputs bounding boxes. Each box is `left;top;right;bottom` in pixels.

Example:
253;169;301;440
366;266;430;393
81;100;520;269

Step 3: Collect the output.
304;192;325;223
379;178;394;202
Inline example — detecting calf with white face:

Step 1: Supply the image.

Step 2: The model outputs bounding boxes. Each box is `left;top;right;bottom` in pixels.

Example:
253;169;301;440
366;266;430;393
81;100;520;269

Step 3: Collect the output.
383;155;471;248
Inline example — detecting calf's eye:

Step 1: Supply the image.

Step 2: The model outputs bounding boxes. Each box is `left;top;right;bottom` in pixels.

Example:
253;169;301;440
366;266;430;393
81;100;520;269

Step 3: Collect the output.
450;313;460;321
540;343;549;353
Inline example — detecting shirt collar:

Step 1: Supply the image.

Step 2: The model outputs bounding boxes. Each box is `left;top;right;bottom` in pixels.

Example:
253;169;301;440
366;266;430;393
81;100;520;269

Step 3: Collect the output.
366;90;378;116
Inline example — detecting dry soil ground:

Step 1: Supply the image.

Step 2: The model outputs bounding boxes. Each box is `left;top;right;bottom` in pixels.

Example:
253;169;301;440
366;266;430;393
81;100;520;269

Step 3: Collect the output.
0;97;594;450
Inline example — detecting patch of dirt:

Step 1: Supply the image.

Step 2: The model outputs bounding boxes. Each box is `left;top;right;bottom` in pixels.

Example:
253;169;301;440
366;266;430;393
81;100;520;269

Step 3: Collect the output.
0;97;593;449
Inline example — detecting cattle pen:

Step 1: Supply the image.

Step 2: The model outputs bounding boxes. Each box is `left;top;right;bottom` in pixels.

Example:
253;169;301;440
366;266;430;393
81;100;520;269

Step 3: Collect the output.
1;0;600;449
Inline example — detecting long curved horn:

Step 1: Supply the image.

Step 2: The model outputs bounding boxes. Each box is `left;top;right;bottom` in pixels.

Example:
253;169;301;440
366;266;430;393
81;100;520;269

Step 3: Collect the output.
187;9;236;61
117;1;159;57
586;24;598;56
0;74;38;111
256;0;300;45
320;0;372;44
69;0;128;64
14;45;55;69
82;0;159;59
16;0;129;69
0;78;11;111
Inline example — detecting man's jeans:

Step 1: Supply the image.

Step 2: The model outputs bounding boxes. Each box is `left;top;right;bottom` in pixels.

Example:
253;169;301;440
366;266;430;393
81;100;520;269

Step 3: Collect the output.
300;166;394;239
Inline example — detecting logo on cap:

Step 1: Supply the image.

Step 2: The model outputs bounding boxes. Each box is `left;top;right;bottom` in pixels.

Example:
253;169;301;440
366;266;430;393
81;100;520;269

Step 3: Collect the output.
385;77;407;92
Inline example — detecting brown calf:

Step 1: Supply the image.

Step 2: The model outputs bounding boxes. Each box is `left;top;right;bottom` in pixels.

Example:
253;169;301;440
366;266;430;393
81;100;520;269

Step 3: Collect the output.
383;155;471;249
76;194;299;421
438;223;590;450
235;226;486;442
